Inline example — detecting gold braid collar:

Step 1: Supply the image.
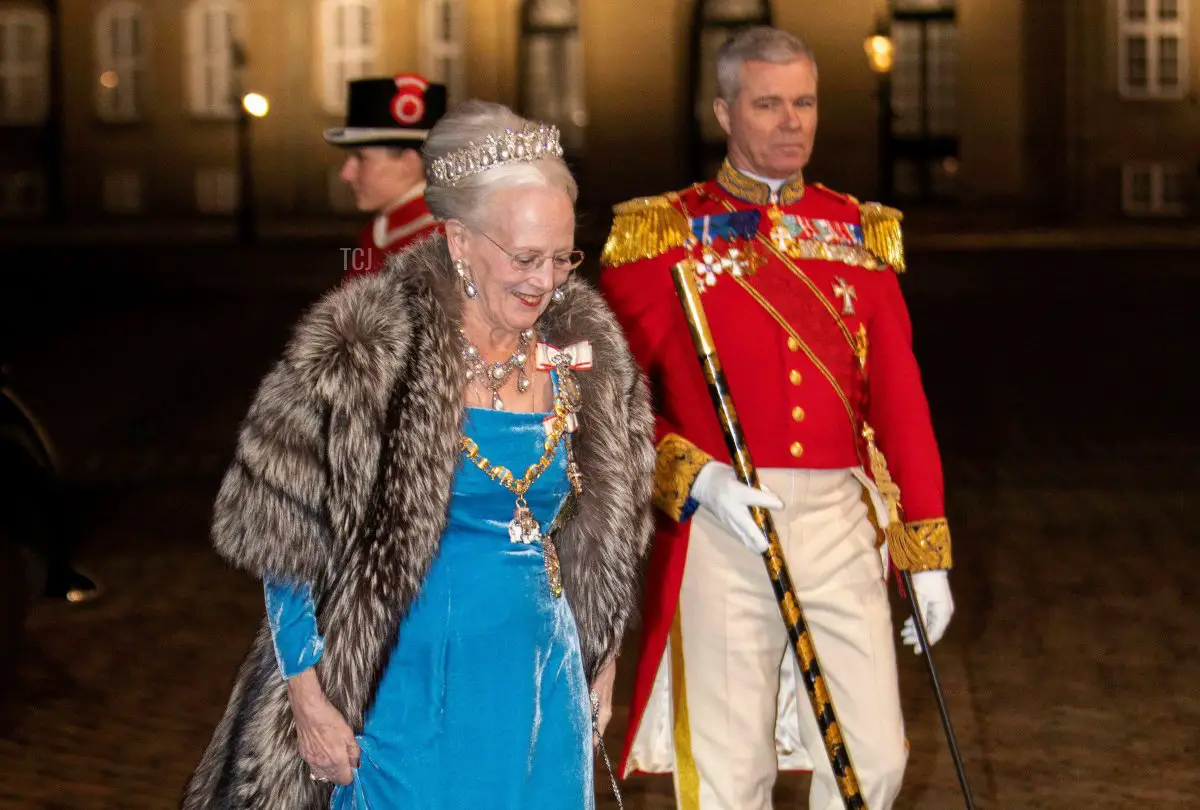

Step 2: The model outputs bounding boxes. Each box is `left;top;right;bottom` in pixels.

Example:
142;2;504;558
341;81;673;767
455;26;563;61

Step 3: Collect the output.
716;159;806;206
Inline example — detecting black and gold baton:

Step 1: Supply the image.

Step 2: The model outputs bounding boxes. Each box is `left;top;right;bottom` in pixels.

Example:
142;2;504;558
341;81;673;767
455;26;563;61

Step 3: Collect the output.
670;262;866;810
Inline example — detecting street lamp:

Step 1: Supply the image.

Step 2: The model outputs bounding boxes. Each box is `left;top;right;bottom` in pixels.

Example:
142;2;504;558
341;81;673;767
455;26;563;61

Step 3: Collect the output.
864;23;895;202
863;34;895;75
230;37;268;245
242;92;269;118
235;92;269;244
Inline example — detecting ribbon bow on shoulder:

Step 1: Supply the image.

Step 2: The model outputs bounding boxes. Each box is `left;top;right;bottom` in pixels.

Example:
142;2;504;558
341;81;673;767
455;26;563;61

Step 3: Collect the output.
535;341;594;371
536;341;592;436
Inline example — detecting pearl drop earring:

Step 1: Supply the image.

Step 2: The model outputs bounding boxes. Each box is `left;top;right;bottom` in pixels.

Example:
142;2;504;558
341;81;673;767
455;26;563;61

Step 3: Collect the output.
454;258;478;299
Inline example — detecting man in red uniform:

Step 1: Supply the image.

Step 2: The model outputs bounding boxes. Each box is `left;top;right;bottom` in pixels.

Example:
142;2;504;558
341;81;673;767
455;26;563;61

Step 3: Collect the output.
599;26;954;810
324;74;447;279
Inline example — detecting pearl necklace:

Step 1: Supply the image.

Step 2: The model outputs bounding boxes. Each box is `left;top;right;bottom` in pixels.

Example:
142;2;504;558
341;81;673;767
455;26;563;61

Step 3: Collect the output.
461;328;533;411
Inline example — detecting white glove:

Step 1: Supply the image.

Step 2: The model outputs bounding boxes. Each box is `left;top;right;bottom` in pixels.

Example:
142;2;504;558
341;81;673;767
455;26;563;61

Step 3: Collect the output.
900;569;954;654
690;461;783;554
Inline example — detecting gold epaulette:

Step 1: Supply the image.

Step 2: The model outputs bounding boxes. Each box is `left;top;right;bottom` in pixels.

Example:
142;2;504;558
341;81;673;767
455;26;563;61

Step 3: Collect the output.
859;202;906;274
600;194;691;268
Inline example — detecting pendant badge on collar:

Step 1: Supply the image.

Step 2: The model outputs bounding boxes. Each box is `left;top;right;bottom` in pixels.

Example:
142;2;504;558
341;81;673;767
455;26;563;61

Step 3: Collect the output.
508;500;542;545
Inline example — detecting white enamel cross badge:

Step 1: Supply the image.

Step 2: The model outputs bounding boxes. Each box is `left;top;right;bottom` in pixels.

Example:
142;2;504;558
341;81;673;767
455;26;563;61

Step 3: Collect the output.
832;276;857;316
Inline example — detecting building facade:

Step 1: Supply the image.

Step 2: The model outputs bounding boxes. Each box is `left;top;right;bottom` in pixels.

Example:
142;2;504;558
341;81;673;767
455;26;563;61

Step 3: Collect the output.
0;0;1195;229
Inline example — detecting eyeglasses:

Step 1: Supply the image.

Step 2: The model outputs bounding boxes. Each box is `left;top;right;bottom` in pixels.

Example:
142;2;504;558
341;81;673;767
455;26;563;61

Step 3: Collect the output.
477;230;585;274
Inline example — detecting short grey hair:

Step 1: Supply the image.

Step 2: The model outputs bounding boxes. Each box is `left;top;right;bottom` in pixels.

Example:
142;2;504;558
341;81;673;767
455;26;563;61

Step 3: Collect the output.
421;100;578;228
716;26;817;103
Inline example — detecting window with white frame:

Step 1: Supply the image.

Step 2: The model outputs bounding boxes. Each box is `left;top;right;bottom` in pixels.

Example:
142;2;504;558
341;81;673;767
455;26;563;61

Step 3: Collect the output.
0;8;49;125
195;167;239;213
1122;162;1188;214
103;170;143;214
422;0;465;104
320;0;380;114
95;2;148;121
520;1;586;150
1118;0;1190;99
0;169;46;218
185;0;246;117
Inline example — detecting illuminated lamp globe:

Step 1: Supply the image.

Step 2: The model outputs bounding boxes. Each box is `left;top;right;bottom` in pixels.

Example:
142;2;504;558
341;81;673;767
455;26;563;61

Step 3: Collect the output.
242;92;270;118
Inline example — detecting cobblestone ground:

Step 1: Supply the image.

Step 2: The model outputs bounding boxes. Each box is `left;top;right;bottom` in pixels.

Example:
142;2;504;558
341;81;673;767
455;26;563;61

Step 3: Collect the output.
1;247;1197;808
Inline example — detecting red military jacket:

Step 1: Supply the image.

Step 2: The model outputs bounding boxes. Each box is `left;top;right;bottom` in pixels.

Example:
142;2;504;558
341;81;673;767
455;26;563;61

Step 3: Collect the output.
598;160;952;774
345;182;441;280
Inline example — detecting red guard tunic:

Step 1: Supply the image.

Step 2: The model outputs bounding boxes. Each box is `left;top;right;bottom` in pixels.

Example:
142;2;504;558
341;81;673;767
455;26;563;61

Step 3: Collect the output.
345;183;441;280
598;161;953;776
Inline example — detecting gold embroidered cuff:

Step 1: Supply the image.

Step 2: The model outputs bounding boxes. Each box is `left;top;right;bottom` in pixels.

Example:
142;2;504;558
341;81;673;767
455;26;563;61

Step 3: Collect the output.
889;518;952;571
652;433;712;522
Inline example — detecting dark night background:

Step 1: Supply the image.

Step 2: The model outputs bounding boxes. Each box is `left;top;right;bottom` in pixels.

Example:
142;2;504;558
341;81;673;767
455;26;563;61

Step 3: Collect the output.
2;0;1199;807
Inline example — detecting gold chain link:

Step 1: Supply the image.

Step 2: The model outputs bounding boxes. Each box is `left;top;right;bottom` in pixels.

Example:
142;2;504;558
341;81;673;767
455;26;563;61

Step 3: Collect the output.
460;406;568;497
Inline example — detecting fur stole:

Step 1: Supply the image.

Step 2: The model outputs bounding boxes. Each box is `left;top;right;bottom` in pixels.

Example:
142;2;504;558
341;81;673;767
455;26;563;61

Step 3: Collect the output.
181;235;655;809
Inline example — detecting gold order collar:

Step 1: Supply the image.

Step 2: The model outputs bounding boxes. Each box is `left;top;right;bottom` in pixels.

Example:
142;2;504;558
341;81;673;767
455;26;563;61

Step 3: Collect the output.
716;159;806;206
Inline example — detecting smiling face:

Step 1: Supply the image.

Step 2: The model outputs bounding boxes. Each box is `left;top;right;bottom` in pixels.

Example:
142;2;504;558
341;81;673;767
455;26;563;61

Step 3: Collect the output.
448;185;576;340
714;58;819;180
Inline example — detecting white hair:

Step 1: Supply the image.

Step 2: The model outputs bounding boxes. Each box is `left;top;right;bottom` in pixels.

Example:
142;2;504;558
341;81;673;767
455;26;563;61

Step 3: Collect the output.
421;100;578;229
716;26;818;103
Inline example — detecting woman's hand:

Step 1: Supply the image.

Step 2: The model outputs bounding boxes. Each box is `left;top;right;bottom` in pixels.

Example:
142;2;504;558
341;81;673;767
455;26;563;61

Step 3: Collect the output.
590;656;617;747
286;669;359;786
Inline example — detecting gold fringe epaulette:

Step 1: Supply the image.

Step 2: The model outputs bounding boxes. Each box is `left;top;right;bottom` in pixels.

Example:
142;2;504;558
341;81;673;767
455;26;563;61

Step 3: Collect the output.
859;202;906;274
600;195;691;267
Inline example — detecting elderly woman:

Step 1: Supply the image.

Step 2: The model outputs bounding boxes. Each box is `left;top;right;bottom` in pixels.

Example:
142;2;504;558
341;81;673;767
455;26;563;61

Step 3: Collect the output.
182;101;654;809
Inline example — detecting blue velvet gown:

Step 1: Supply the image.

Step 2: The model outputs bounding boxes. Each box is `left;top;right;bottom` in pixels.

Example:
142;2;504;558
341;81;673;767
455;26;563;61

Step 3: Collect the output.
265;402;594;809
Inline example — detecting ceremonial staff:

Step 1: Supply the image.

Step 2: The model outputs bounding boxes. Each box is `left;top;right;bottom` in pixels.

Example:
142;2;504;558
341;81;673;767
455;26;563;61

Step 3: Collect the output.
863;426;977;810
670;261;867;810
899;571;976;809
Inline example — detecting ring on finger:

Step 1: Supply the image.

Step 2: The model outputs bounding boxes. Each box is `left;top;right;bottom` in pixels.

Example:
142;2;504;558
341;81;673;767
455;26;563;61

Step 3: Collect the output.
309;771;331;783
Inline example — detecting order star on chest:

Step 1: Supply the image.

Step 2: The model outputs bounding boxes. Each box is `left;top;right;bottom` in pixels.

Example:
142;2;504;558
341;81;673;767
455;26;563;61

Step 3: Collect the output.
832;276;857;316
696;242;764;288
687;210;765;289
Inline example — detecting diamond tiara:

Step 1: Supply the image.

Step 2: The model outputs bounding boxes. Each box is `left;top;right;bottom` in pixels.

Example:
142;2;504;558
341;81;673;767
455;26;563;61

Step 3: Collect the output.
426;124;564;187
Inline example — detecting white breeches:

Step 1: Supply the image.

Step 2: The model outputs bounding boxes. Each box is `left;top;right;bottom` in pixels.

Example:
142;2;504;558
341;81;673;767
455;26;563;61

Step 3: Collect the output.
628;467;907;810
